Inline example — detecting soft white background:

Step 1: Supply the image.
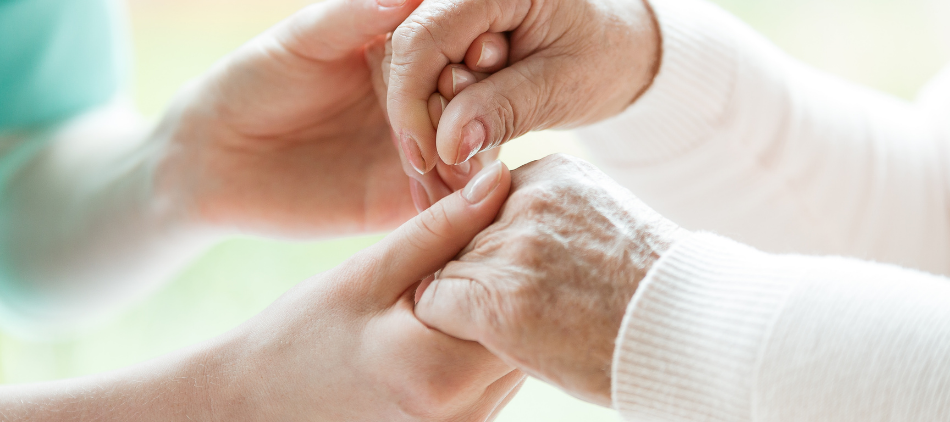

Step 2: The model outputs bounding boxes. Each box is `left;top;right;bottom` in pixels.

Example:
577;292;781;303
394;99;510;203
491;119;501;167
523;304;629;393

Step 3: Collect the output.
2;0;948;420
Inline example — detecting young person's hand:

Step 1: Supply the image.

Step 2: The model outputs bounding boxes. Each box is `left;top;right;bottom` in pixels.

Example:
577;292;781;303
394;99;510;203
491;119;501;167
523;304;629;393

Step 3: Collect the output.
155;0;453;238
415;154;686;406
2;161;525;421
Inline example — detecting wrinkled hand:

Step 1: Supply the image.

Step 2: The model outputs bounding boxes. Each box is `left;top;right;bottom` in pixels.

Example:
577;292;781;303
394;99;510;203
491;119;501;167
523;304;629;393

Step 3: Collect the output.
224;161;525;420
414;154;686;406
153;0;443;238
370;33;509;209
386;0;661;174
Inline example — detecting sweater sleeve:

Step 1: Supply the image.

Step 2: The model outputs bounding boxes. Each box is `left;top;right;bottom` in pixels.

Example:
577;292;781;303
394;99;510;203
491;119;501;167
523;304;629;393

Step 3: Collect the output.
576;0;950;276
612;232;950;421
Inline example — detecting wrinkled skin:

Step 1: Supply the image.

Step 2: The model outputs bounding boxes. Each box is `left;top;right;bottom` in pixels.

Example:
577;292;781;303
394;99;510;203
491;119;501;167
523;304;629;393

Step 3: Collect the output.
415;154;686;406
385;0;661;186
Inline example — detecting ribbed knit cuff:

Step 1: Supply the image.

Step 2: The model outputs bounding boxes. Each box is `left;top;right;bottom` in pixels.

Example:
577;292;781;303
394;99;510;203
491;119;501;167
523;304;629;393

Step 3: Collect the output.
577;0;738;166
611;233;800;422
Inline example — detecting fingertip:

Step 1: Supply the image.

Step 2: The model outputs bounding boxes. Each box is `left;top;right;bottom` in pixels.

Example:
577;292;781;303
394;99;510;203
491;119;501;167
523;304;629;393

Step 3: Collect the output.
456;119;487;165
428;93;447;129
414;275;435;305
409;178;431;212
466;32;509;73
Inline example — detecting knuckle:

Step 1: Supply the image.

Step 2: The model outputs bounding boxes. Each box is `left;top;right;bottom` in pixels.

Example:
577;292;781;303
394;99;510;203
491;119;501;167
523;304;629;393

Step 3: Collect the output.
411;202;455;245
541;152;589;171
391;13;442;57
486;86;517;149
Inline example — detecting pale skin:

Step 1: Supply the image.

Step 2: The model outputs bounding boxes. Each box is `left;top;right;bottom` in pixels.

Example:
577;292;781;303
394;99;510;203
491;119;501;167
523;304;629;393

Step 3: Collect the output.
384;0;661;200
414;154;688;406
378;0;671;404
0;0;509;326
0;161;526;421
1;0;529;418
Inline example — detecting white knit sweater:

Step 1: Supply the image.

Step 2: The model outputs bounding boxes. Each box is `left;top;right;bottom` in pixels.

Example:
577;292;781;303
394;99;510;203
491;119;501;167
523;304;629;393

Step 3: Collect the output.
576;0;950;420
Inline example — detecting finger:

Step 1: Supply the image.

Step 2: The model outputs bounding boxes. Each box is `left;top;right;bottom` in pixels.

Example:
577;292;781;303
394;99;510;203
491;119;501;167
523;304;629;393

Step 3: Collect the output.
428;93;448;129
472;370;528;422
415;275;489;342
437;57;562;165
436;148;501;191
438;65;491;101
359;160;511;303
486;373;527;421
387;0;532;174
274;0;423;62
465;32;510;74
382;38;463;207
366;36;390;113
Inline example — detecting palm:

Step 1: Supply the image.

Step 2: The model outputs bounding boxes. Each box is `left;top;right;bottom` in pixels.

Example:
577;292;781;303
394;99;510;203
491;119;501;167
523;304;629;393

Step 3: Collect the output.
178;36;415;238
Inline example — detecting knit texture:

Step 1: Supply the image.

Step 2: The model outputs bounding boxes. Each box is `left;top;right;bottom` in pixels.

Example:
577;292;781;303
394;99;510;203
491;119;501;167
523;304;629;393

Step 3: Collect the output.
612;233;797;421
577;0;737;166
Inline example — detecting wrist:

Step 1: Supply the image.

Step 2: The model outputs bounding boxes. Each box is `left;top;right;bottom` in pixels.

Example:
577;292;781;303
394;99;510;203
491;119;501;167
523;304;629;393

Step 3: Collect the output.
194;330;266;422
149;84;230;238
626;0;662;106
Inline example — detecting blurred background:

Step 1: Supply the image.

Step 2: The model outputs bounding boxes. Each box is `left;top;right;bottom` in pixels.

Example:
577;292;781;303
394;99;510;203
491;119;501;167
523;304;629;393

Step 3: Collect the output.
2;0;948;420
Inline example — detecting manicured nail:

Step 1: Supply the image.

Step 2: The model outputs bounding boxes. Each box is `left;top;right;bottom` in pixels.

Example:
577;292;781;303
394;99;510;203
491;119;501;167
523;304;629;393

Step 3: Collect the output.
401;133;427;175
452;67;477;96
476;41;500;69
377;0;406;7
409;179;430;212
463;160;502;203
457;120;486;164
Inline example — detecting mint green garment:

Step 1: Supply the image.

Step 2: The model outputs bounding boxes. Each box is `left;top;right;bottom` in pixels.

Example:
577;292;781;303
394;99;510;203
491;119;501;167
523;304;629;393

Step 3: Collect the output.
0;0;128;331
0;0;127;130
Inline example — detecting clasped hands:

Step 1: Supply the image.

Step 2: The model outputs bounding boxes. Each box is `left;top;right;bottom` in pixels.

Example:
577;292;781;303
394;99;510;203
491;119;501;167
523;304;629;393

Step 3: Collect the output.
151;0;682;418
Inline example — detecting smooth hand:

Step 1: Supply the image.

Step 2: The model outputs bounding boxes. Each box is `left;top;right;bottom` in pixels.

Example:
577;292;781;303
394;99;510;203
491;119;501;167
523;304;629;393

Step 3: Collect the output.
414;154;686;406
0;162;525;421
227;161;523;421
386;0;661;176
153;0;425;238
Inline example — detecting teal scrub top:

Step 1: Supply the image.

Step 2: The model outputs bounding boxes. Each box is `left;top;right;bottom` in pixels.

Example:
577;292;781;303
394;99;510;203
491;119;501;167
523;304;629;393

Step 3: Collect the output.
0;0;127;293
0;0;127;130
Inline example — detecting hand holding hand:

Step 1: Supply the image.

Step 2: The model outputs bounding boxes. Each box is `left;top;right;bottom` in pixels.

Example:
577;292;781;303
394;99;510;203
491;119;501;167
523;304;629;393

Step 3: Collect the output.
414;154;686;406
153;0;424;238
386;0;661;169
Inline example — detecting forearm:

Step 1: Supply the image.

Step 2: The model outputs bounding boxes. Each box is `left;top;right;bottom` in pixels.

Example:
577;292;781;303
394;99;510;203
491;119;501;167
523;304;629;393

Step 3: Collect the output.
0;101;217;333
613;233;950;421
577;0;950;274
0;332;251;421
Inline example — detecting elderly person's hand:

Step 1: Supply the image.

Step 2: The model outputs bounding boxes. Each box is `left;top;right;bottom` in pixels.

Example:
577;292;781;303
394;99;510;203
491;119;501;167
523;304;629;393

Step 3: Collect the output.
371;34;509;208
3;162;525;421
414;154;686;406
385;0;660;175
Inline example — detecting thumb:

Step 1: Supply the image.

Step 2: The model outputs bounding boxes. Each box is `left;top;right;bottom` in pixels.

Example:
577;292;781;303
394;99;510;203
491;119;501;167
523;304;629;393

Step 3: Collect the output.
436;57;565;165
359;160;510;304
275;0;423;62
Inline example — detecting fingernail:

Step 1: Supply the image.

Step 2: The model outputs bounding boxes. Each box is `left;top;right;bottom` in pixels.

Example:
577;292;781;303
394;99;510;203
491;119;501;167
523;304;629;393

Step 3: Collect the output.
453;160;472;177
451;67;477;96
415;275;435;305
476;41;500;69
457;120;486;164
409;179;430;212
440;95;448;111
463;160;503;203
401;133;427;175
377;0;406;7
